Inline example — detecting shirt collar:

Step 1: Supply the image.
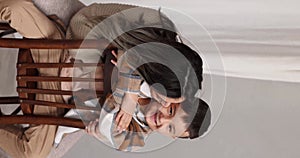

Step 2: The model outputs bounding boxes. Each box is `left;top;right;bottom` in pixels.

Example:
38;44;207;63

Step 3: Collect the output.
133;105;150;130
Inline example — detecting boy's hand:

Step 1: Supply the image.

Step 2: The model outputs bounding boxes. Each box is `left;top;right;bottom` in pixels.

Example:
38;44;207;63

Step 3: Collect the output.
115;109;132;131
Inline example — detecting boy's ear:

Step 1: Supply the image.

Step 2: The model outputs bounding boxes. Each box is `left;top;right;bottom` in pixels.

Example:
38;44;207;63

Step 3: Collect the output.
180;131;190;138
175;131;190;139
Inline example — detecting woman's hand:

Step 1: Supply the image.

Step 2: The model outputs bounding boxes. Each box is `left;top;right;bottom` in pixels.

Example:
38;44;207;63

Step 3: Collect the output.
110;50;118;66
115;109;132;132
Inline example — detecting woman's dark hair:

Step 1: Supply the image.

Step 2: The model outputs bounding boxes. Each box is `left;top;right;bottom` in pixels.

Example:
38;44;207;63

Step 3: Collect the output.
116;28;203;97
137;62;182;98
114;28;189;97
115;27;210;138
136;41;203;97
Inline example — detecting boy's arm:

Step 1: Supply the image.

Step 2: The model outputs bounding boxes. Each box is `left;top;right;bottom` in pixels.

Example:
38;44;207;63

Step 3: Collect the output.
86;95;145;151
115;93;138;131
111;50;143;130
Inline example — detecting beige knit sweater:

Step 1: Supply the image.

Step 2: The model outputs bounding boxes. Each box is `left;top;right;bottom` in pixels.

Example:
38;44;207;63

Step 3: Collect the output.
66;3;176;63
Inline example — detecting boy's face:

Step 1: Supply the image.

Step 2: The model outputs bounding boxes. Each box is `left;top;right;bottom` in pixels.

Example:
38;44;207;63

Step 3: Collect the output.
143;101;190;138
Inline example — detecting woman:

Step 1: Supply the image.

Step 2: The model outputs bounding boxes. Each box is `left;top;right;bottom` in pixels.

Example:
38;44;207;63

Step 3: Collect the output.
64;3;204;130
0;0;208;156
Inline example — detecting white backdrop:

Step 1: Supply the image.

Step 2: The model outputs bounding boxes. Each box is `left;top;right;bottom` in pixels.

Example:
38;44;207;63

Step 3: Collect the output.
82;0;300;83
64;0;300;158
0;0;300;157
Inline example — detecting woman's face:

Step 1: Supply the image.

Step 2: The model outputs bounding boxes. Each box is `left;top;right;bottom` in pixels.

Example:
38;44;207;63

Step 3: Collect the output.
150;88;185;107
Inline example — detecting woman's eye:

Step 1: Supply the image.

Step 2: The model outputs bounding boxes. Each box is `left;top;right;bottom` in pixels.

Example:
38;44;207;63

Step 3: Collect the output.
169;107;173;115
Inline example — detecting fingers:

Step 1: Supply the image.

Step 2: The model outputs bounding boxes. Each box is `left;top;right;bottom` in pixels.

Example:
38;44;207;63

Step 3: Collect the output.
115;111;123;125
116;111;125;131
110;50;118;66
117;115;130;131
115;110;132;131
111;59;117;66
86;119;99;137
111;50;117;58
123;115;131;130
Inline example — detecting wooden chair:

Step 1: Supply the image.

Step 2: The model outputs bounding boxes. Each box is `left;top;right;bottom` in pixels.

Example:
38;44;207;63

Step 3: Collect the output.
0;22;113;129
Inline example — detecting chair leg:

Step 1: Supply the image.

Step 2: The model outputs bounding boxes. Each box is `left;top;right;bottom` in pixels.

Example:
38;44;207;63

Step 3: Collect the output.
0;97;20;104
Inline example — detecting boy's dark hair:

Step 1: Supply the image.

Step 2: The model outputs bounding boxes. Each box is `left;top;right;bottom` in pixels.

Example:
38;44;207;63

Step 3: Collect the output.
181;99;211;139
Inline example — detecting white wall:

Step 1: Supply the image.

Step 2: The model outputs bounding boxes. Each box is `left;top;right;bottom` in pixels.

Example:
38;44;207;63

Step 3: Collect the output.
64;0;300;157
1;0;299;157
65;75;300;158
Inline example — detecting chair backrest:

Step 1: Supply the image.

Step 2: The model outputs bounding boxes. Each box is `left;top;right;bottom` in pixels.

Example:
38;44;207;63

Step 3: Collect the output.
0;22;111;129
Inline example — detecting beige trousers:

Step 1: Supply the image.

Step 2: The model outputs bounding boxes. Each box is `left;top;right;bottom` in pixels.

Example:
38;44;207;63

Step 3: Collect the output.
0;0;65;157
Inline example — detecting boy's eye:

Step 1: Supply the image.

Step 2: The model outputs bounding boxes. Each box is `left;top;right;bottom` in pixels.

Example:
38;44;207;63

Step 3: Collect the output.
169;106;173;116
168;124;172;133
